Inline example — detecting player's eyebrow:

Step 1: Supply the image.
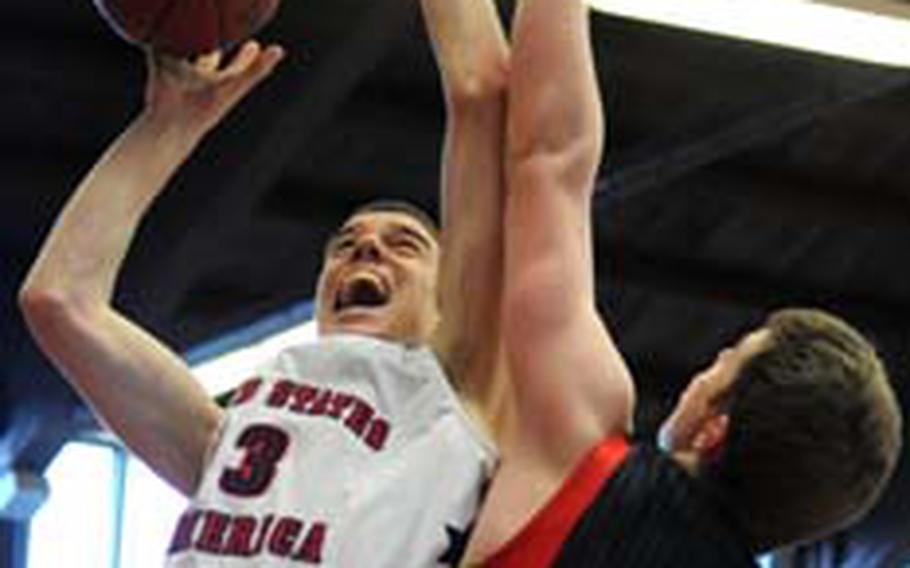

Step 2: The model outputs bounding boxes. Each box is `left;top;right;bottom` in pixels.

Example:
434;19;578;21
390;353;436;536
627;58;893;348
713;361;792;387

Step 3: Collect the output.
391;224;434;250
331;225;357;242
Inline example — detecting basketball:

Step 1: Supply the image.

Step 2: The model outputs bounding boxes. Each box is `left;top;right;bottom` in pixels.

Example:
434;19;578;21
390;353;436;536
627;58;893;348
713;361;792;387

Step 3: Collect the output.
93;0;281;57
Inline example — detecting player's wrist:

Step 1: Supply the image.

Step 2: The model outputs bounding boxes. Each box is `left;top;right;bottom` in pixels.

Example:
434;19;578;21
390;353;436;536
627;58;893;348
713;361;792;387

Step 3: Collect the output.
133;107;208;151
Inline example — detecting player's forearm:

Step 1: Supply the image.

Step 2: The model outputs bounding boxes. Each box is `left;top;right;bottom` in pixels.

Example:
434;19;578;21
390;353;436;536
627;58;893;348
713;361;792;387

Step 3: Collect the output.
420;0;510;400
437;111;508;393
21;112;204;307
507;0;603;182
427;16;509;404
419;0;510;105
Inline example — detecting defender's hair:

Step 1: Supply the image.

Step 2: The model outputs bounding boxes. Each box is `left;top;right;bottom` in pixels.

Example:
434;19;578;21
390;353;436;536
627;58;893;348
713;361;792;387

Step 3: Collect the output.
701;308;903;552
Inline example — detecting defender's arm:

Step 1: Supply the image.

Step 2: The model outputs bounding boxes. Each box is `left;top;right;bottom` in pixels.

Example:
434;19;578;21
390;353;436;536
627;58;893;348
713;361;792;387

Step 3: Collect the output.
503;0;634;465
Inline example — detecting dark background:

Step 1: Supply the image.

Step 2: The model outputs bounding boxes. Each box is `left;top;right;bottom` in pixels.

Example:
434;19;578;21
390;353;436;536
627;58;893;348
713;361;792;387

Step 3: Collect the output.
1;0;909;565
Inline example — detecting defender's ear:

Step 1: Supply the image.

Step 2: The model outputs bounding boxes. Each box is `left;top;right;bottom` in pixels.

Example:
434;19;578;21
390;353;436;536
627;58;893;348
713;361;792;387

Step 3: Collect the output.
692;413;729;455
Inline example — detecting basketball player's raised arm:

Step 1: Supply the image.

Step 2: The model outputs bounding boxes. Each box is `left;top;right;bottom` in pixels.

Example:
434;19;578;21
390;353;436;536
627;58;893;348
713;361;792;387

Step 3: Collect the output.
18;43;284;496
503;0;634;463
421;0;511;412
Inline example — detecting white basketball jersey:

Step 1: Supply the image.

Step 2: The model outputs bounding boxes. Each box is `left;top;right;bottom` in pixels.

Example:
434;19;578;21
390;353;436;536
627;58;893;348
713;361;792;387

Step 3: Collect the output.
165;334;497;567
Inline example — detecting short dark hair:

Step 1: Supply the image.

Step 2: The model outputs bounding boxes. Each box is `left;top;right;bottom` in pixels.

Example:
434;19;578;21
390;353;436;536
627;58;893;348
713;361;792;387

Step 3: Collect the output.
350;199;439;240
701;308;903;552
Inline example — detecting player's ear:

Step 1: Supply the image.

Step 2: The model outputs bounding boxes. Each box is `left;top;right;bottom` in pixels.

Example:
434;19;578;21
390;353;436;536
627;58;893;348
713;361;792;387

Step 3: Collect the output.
692;413;729;455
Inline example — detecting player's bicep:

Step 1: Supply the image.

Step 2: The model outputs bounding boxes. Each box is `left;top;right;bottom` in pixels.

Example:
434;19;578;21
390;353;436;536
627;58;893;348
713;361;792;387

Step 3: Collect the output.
504;155;595;334
21;295;222;495
503;158;634;458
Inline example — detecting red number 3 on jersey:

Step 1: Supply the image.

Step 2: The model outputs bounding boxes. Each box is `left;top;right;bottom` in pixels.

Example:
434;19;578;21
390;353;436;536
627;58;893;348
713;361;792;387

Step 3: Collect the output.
219;424;290;497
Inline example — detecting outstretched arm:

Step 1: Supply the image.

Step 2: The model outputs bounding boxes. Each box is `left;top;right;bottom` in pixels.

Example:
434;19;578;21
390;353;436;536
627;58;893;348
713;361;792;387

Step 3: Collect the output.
19;43;284;496
422;0;511;420
503;0;634;465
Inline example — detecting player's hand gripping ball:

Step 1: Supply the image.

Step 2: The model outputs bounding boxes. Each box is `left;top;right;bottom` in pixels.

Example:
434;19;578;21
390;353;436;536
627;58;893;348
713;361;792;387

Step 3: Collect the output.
94;0;281;57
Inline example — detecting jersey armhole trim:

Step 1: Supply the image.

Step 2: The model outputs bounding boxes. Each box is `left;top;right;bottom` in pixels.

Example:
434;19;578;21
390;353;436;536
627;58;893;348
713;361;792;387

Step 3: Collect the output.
482;435;630;568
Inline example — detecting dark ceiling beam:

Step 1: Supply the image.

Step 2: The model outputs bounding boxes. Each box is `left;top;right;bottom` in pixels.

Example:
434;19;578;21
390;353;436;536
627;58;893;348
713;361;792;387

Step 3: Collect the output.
657;163;910;229
597;238;910;336
596;65;910;204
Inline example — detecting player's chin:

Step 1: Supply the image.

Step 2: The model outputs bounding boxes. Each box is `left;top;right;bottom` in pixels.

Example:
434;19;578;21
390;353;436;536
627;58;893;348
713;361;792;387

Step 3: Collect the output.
324;308;396;339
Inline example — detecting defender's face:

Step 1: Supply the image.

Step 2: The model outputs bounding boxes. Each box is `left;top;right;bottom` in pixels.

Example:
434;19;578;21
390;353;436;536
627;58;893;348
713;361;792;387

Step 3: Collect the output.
659;329;771;452
315;211;440;343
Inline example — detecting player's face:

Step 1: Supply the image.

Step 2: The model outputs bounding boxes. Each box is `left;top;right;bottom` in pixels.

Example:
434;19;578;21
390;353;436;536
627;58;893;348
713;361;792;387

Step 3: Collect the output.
658;329;771;453
315;211;440;343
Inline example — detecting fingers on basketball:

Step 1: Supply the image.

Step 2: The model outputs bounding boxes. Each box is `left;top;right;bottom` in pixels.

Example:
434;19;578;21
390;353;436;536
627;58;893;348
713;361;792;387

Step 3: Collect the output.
95;0;282;58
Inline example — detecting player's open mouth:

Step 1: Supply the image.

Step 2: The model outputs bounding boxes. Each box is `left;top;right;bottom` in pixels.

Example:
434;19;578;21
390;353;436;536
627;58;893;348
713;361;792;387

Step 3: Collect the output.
334;273;391;313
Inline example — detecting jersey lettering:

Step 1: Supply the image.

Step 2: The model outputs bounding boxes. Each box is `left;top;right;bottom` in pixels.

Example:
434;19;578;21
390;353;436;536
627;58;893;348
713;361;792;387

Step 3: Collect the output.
262;379;391;451
230;378;264;406
168;508;327;564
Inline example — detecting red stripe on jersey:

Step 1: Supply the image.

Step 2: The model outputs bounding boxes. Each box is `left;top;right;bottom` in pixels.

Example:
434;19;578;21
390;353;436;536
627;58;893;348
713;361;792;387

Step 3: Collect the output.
483;435;630;568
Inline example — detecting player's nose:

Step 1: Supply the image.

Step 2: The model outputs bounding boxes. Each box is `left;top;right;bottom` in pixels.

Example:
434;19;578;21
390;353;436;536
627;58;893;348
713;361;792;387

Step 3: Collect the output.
352;235;382;262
